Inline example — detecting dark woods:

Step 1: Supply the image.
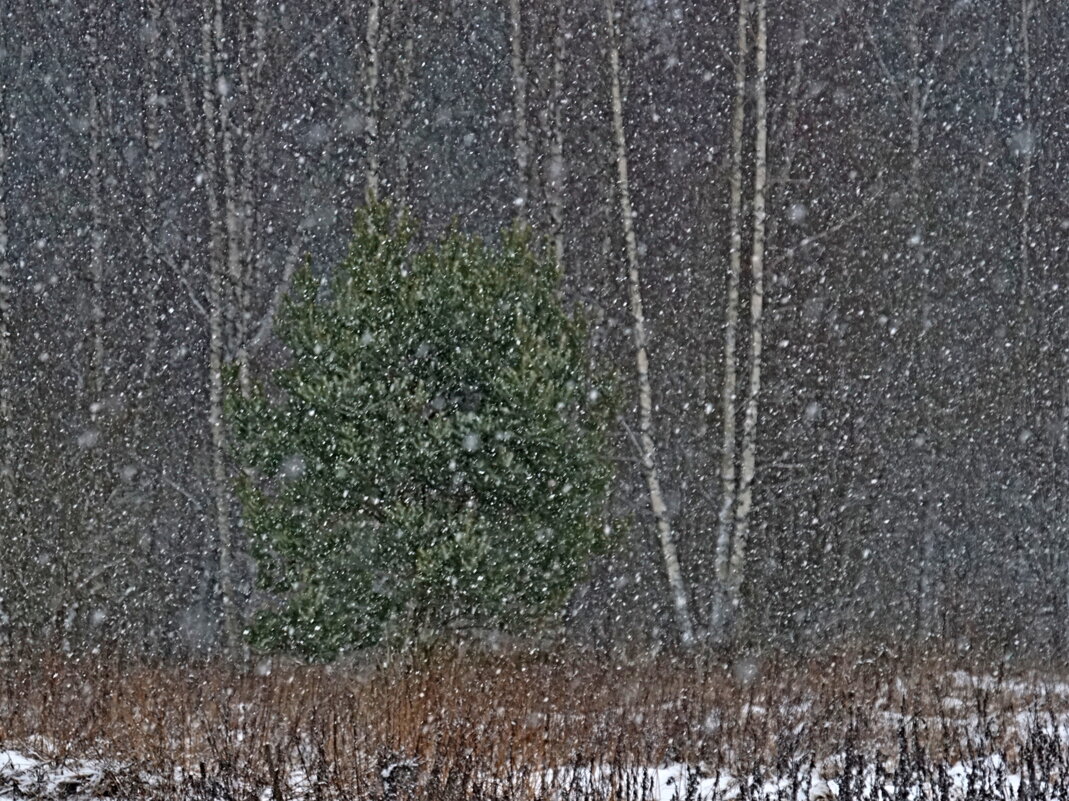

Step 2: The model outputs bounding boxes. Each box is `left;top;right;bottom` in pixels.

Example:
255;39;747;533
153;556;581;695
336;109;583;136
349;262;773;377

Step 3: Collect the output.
0;0;1067;659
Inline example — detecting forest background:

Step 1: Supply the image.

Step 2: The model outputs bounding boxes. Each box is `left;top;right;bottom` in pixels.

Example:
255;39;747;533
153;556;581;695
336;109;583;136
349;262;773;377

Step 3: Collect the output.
0;0;1067;660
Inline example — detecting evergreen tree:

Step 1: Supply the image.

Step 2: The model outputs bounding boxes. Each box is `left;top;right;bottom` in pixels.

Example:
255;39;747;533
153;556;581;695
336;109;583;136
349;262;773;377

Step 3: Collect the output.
228;205;613;658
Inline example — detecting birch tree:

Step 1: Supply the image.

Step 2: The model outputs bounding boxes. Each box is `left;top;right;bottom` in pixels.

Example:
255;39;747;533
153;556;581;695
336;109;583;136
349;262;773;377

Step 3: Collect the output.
385;0;416;209
210;0;248;398
196;0;340;651
233;0;267;399
134;0;164;444
1017;0;1034;300
0;64;15;651
129;0;167;646
201;0;240;652
727;0;769;631
85;22;106;413
363;0;382;200
509;0;530;222
605;0;694;646
0;71;11;499
710;0;750;645
547;0;567;273
228;0;302;375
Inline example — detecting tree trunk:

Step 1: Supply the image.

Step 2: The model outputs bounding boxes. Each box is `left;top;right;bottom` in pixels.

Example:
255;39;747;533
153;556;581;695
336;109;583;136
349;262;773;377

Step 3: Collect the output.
547;0;567;273
605;0;694;647
201;0;239;654
133;0;166;649
235;0;267;399
711;0;750;645
1018;0;1033;300
389;0;416;209
509;0;530;222
0;72;15;652
86;40;106;409
136;0;163;442
918;509;936;640
210;0;248;398
1061;381;1069;659
729;0;768;618
0;76;11;497
72;12;109;652
364;0;382;201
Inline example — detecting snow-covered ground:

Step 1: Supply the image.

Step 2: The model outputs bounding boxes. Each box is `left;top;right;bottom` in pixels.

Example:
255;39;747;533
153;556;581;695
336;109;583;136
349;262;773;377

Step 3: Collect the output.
0;743;1054;800
0;734;1055;801
0;746;131;800
539;755;1029;801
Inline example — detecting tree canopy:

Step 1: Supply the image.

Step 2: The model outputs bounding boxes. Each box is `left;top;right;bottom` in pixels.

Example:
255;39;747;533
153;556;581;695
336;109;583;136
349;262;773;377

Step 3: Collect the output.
227;205;614;658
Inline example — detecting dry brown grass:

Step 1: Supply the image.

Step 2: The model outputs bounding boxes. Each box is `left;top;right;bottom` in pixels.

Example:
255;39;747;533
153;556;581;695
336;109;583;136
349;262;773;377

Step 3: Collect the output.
1;645;1067;799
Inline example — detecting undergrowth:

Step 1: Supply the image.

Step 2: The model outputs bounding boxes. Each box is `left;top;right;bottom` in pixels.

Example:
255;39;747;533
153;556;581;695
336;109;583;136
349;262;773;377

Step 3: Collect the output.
1;646;1067;799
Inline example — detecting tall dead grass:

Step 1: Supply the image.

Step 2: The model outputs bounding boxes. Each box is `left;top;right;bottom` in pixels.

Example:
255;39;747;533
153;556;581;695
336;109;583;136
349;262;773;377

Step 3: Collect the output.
0;645;1067;799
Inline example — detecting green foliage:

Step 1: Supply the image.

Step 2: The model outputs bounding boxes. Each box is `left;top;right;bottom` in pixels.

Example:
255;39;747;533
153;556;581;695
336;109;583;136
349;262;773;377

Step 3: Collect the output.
228;204;614;658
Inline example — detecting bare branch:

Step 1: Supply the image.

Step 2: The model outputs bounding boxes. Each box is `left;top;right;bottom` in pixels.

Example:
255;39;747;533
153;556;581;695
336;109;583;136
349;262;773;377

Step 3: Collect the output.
248;235;305;354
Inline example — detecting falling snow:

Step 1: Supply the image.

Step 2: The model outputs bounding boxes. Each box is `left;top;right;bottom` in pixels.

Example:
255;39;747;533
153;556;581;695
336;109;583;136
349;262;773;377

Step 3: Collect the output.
1;0;1068;797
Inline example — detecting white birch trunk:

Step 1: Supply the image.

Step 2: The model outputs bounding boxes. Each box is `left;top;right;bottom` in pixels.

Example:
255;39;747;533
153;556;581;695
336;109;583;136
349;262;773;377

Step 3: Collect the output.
137;0;163;433
710;0;750;644
364;0;382;201
1018;0;1033;298
392;1;415;209
547;0;567;273
86;48;106;409
201;0;239;653
728;0;768;611
605;0;694;646
210;0;247;397
0;83;11;495
133;0;166;647
1062;383;1069;644
509;0;530;221
234;0;266;399
918;515;936;639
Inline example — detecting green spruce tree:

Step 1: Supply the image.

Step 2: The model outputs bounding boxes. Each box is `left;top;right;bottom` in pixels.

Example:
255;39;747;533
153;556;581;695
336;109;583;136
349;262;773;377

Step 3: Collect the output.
228;205;613;658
